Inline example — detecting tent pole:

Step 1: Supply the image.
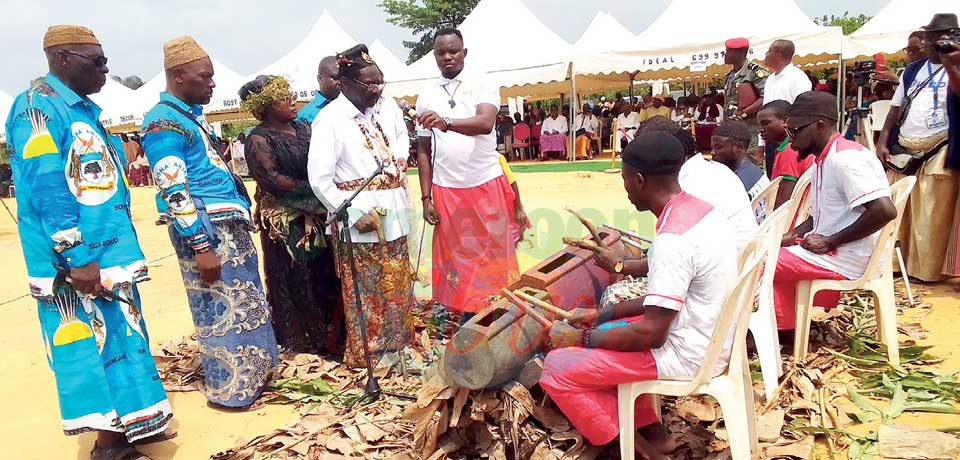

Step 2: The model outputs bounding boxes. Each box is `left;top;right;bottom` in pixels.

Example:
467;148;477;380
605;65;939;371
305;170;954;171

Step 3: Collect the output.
570;73;578;161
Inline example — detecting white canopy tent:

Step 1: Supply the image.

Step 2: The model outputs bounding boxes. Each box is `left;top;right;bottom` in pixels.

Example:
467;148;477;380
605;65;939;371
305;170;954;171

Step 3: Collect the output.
103;57;248;130
253;9;358;100
383;0;573;101
845;0;960;60
369;39;408;83
0;90;13;144
574;0;843;84
91;78;138;128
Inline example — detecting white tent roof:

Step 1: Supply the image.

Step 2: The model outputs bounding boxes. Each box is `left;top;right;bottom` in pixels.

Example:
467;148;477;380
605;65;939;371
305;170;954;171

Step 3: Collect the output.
845;0;960;59
384;0;572;100
575;0;843;81
253;9;358;99
369;39;408;83
103;57;248;128
573;11;634;52
91;78;137;127
0;90;13;143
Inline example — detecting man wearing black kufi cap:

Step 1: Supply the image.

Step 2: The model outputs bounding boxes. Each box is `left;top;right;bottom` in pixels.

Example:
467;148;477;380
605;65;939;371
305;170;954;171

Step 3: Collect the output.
539;133;739;459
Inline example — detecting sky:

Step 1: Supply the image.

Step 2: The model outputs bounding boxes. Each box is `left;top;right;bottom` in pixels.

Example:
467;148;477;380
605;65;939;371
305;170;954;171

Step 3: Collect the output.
0;0;890;95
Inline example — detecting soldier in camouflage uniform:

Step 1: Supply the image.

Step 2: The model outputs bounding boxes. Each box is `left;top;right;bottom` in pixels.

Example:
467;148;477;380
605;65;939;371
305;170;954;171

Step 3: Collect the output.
723;37;767;150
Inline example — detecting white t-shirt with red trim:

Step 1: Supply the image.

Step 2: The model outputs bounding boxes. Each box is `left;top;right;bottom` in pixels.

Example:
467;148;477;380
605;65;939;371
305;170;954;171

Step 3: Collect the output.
644;192;739;379
786;134;891;279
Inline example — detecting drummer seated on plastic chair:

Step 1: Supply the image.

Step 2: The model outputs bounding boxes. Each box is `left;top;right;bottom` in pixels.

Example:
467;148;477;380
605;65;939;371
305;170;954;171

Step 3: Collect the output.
540;132;738;460
773;92;896;344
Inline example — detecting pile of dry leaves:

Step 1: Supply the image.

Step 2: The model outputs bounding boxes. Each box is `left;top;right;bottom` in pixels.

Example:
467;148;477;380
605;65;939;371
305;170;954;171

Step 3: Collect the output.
151;283;959;459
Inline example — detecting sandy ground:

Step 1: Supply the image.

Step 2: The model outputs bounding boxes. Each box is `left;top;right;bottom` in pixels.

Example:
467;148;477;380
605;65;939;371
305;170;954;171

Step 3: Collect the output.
1;165;958;459
0;167;648;459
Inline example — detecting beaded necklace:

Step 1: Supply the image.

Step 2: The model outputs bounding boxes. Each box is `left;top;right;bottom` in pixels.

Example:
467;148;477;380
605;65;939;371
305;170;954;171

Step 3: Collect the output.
354;114;392;163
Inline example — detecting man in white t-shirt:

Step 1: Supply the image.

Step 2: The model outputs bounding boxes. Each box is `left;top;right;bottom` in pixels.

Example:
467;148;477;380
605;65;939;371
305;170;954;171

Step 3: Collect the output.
762;39;813;175
615;105;640;152
541;132;737;459
776;91;896;337
416;28;519;316
876;14;959;282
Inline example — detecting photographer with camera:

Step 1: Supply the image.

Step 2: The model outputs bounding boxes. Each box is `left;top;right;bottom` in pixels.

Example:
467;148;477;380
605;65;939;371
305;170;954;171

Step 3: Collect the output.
876;13;960;282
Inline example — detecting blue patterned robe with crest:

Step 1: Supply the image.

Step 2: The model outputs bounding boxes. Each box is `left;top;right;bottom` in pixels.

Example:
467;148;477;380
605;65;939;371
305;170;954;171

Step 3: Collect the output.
142;92;278;407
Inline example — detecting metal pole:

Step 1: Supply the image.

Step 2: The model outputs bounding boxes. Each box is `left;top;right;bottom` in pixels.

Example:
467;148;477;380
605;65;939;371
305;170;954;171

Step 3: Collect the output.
570;72;578;161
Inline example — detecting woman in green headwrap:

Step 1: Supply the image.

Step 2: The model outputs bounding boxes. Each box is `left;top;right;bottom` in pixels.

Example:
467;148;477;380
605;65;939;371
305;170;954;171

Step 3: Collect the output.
239;75;342;353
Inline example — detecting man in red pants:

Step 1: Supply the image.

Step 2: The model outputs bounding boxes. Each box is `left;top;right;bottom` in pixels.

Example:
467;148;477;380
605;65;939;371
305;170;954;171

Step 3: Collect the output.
540;132;738;459
774;91;896;342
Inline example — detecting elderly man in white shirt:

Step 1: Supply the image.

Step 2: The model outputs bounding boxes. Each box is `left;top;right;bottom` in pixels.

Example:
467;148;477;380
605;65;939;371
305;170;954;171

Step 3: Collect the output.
615;105;640;153
761;39;812;173
415;28;520;317
540;104;568;159
307;44;415;368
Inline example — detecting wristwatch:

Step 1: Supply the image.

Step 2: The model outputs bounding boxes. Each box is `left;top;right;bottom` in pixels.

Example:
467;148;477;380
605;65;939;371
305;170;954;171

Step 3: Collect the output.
613;258;624;274
442;117;453;130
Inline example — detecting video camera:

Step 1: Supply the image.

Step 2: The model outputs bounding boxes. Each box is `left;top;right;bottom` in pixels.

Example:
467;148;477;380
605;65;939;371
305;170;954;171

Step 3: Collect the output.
851;60;876;87
934;33;960;54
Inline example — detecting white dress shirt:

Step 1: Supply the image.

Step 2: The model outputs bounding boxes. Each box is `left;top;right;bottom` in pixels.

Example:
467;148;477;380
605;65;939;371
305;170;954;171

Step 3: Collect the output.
762;63;812;104
416;69;503;189
616;111;640;130
574;113;599;135
308;96;411;244
541;115;568;135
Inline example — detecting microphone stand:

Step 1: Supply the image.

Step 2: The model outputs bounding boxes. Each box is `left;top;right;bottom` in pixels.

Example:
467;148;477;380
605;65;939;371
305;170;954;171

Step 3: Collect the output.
326;160;387;403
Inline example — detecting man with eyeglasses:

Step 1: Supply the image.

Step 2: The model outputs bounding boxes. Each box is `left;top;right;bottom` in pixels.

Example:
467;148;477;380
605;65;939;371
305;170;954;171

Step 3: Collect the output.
307;44;415;368
415;27;520;321
4;25;173;459
775;91;896;344
296;55;340;124
141;35;278;408
877;13;960;282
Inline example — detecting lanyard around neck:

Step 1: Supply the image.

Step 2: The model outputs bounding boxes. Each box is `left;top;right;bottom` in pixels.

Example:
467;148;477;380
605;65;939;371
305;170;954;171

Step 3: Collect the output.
925;61;947;112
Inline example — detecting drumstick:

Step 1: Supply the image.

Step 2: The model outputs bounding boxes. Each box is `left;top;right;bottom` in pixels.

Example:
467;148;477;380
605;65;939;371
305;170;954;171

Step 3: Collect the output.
513;290;572;320
565;206;606;247
500;289;552;328
562;237;599;251
601;224;654;244
619;236;645;250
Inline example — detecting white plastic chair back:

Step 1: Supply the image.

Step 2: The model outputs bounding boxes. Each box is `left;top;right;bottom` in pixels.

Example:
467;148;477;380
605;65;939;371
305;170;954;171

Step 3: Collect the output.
851;176;916;283
869;100;892;132
790;165;815;227
752;176;783;224
684;240;765;390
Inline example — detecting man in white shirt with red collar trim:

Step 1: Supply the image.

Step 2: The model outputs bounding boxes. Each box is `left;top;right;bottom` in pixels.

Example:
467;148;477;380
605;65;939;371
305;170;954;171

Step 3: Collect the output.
540;132;737;459
416;27;520;319
775;91;897;342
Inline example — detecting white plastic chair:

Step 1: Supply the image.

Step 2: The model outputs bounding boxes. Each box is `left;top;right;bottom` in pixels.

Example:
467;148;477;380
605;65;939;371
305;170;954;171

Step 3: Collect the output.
869;100;892;133
618;239;766;460
749;200;796;401
793;176;917;364
751;176;783;224
789;166;815;228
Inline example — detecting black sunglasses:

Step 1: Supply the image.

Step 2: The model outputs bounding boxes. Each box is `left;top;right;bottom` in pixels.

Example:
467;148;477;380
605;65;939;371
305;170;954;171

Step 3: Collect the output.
786;120;818;137
63;50;108;68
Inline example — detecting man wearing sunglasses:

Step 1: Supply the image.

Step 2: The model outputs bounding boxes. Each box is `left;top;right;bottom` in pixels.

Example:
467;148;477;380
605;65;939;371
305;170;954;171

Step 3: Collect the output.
775;91;897;344
5;25;173;460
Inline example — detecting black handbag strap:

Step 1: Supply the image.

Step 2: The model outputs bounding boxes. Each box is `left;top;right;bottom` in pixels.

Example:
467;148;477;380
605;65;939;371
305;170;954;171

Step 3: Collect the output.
897;65;943;127
158;101;223;148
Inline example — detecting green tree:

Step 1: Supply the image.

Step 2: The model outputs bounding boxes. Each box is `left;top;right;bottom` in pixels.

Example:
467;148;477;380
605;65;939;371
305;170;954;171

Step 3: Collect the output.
813;11;871;35
121;75;144;90
379;0;479;64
